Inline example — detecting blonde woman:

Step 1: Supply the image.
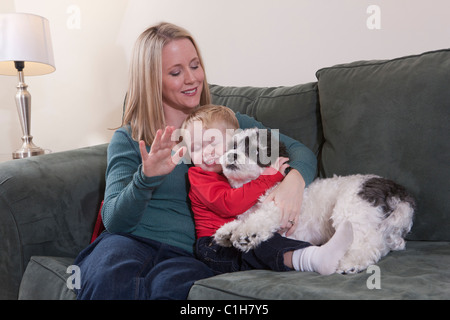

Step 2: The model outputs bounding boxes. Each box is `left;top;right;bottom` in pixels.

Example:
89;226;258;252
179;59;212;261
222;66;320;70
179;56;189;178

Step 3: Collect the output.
74;22;317;299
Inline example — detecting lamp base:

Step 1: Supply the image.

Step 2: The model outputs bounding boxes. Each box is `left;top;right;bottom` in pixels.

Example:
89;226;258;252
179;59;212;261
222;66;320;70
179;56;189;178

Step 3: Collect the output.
13;135;45;159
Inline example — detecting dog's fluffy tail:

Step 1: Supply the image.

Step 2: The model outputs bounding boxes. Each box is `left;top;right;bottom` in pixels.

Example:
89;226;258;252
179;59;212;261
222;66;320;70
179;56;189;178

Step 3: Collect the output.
358;177;415;251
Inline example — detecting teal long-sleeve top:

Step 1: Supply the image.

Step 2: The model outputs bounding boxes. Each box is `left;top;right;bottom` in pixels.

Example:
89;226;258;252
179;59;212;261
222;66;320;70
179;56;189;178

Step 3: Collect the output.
101;112;317;254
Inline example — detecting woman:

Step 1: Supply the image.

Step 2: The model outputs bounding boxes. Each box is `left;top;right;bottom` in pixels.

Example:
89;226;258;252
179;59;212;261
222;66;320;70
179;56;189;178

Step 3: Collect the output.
74;22;317;299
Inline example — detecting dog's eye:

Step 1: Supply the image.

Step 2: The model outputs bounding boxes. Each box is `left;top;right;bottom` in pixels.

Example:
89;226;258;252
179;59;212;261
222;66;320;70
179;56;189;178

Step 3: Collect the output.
226;152;238;164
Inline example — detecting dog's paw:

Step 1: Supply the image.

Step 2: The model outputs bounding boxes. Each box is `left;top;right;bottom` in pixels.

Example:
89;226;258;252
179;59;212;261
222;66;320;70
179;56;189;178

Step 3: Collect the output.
214;229;233;247
232;233;259;252
337;259;370;274
336;266;359;274
214;220;241;247
231;229;274;252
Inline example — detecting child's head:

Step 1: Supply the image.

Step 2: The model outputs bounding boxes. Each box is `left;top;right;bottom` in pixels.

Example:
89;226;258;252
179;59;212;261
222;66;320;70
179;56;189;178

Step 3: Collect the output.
182;104;239;173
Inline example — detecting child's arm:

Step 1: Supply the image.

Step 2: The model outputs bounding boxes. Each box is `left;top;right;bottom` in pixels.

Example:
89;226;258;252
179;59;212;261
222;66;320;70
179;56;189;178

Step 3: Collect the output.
189;159;288;218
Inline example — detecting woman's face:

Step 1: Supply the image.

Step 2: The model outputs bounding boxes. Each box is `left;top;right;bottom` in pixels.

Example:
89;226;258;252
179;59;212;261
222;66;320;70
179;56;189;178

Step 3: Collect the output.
161;38;205;112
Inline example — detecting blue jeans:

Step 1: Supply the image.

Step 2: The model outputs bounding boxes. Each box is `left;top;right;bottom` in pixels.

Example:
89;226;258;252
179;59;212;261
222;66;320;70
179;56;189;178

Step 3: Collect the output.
73;232;214;300
195;233;311;274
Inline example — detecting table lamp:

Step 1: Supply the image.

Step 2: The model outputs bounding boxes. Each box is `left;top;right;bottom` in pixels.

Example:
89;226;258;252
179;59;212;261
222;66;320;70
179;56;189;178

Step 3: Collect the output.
0;13;55;159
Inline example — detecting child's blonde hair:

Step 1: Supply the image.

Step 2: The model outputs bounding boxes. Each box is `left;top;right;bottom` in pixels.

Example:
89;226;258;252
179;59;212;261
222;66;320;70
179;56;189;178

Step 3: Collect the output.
182;104;239;131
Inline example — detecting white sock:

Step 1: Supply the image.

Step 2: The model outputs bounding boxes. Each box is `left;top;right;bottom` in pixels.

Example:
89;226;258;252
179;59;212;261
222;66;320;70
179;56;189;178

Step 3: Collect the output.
292;222;353;275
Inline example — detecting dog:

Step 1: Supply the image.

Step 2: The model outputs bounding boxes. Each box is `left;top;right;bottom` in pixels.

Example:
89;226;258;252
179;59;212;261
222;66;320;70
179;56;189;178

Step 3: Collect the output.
214;128;415;274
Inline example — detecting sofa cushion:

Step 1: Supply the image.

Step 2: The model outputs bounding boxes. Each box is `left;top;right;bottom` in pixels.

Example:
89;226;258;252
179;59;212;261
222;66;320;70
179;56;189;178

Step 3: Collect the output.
188;241;450;300
316;49;450;241
210;83;323;157
18;256;76;300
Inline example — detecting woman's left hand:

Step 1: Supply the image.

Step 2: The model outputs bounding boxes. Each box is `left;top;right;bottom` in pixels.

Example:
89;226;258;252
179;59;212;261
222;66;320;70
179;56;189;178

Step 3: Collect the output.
263;169;305;236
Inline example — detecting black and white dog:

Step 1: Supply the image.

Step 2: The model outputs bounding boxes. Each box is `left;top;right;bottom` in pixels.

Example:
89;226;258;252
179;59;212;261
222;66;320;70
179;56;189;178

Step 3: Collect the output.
215;128;415;273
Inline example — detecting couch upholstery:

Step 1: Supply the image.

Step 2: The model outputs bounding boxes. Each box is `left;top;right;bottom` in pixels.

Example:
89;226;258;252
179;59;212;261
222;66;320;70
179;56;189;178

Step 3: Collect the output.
0;145;107;299
1;49;449;300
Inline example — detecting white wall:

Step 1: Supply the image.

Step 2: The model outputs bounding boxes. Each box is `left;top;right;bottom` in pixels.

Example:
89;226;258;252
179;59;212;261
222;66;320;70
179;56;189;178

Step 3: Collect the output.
1;0;449;156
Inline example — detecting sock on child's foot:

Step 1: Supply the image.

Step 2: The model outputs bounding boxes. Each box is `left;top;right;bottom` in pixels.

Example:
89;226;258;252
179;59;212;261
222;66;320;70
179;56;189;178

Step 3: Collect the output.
292;222;353;275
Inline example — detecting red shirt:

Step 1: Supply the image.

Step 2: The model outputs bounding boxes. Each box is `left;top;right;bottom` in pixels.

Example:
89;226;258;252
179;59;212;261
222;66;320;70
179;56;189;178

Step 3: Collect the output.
188;166;284;238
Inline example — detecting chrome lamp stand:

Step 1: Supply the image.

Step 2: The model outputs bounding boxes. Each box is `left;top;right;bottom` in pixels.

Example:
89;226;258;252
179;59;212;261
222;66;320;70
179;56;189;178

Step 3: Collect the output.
13;61;45;159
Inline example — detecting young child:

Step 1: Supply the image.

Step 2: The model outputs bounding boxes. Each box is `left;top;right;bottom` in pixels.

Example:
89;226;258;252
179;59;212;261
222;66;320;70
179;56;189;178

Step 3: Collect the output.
182;104;353;275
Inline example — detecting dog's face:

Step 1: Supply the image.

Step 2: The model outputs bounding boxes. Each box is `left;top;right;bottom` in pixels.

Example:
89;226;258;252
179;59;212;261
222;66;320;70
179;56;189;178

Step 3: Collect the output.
220;128;288;188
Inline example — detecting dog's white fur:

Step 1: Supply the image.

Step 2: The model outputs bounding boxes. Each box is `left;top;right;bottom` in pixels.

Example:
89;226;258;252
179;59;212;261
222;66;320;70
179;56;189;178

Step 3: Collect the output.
214;128;414;274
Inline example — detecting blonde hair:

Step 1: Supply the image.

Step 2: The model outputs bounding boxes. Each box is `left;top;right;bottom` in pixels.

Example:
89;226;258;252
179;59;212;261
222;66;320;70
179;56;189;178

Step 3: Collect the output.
181;104;239;132
122;22;211;145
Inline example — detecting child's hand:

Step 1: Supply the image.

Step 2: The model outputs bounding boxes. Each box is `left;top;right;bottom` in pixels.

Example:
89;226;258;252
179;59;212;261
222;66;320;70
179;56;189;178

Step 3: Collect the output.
139;126;186;178
262;157;290;176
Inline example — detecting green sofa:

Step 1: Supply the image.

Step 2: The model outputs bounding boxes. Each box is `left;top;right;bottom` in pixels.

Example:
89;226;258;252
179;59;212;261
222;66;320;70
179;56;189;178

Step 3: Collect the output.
1;49;449;300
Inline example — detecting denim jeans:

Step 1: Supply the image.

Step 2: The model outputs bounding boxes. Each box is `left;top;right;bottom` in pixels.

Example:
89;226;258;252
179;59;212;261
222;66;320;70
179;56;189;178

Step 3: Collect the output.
195;233;311;274
73;232;214;300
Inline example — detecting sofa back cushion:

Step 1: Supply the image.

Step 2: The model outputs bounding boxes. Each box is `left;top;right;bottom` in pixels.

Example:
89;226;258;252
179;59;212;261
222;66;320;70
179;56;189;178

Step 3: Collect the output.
316;49;450;241
209;83;323;157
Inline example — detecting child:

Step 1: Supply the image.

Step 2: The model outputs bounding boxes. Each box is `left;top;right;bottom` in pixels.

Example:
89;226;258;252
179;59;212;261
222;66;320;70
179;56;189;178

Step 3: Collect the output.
182;105;353;275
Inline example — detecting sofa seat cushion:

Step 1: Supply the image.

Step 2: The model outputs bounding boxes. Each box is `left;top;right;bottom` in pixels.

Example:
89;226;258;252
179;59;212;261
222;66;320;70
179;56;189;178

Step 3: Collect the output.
316;49;450;241
19;256;77;300
18;243;450;300
188;241;450;300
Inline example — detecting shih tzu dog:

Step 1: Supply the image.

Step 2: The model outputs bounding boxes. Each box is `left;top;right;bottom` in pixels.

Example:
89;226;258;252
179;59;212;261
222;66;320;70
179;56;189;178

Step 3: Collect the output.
215;128;415;274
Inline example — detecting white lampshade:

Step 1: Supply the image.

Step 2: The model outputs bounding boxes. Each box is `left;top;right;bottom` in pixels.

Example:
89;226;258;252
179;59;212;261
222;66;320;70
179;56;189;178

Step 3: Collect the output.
0;13;55;76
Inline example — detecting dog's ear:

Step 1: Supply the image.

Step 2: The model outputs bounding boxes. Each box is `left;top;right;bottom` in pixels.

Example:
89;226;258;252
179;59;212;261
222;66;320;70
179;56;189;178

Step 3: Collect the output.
254;129;269;167
255;129;289;167
264;130;289;158
278;140;289;158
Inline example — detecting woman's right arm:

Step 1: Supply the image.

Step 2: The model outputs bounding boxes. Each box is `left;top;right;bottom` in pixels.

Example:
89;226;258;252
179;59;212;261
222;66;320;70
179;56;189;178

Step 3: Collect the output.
101;128;166;233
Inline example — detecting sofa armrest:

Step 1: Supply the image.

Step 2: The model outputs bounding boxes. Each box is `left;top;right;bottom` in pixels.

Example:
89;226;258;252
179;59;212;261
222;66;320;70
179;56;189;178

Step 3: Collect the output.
0;144;107;299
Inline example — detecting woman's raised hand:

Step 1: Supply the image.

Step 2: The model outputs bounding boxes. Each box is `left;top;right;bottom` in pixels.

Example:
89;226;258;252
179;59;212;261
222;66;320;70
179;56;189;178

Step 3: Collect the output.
139;126;186;178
